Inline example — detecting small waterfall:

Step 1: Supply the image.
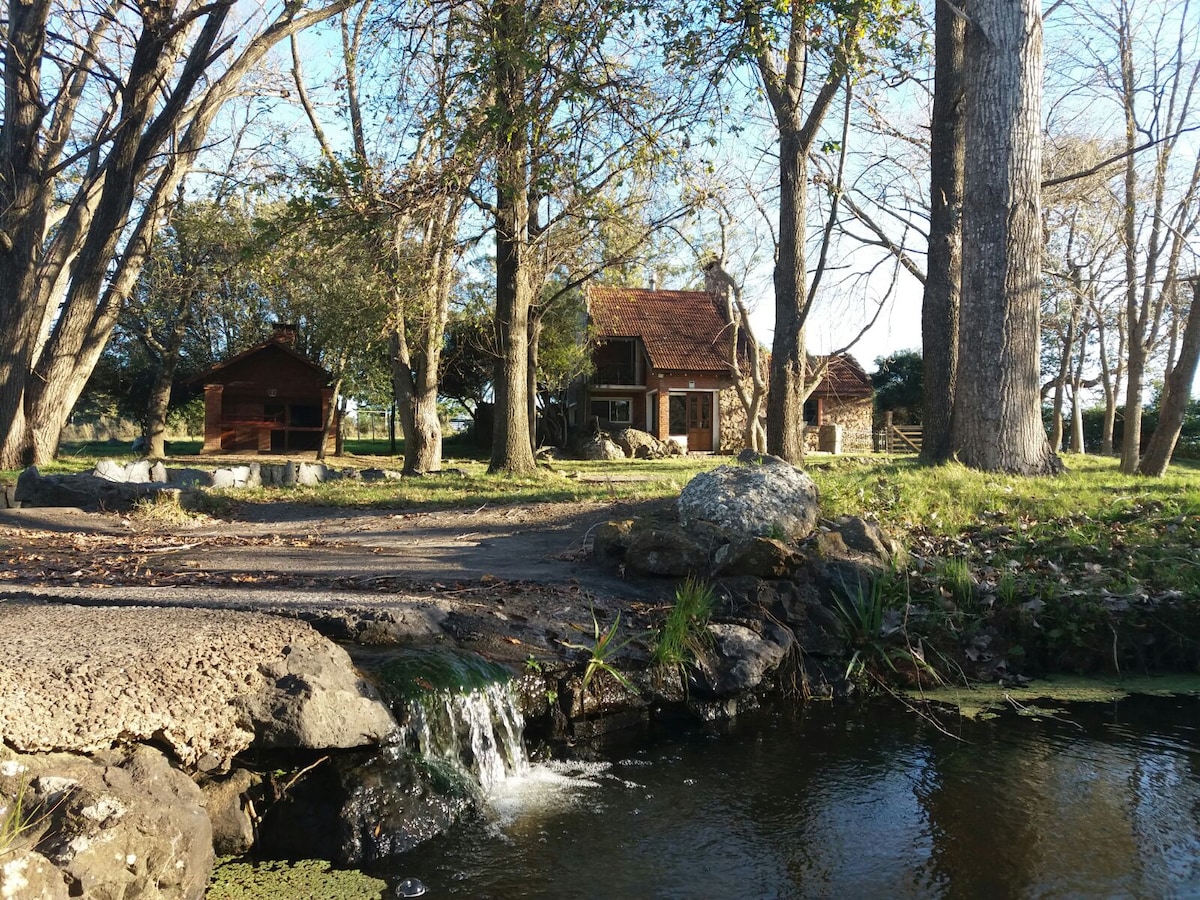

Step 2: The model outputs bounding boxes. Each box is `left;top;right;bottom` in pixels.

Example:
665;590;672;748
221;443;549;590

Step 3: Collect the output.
373;647;534;802
402;673;530;797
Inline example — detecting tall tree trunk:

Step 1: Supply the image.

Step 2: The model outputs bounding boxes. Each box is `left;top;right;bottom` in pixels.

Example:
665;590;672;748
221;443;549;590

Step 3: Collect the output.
488;0;535;476
1049;271;1082;453
317;375;343;462
951;0;1058;475
528;313;542;452
766;127;808;464
1138;278;1200;476
0;0;56;468
921;0;965;465
143;302;191;459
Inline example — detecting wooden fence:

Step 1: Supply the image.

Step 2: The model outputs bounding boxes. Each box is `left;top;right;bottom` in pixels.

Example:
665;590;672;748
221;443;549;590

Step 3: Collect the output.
882;412;923;454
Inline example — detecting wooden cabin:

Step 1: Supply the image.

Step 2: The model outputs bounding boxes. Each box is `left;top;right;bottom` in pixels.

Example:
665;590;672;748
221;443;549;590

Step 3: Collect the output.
193;324;336;455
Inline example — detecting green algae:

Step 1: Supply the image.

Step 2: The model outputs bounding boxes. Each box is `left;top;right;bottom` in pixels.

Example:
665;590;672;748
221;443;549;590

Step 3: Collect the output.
206;859;387;899
375;646;513;702
908;673;1200;719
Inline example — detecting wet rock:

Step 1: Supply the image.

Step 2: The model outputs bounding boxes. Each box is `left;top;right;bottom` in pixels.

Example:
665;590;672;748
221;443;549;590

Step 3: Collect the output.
780;578;846;658
678;455;819;543
257;749;473;866
692;621;793;698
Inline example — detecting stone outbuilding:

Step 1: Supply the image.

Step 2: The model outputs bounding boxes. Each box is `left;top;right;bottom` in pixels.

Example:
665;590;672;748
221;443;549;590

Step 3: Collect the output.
192;324;336;455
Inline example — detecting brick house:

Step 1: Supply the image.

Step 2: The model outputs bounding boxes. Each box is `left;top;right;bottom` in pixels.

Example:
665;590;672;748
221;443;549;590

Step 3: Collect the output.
192;324;337;455
582;283;873;453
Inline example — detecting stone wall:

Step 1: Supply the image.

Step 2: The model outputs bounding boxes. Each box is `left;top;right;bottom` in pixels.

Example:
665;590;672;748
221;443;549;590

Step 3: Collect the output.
719;385;750;453
804;397;873;453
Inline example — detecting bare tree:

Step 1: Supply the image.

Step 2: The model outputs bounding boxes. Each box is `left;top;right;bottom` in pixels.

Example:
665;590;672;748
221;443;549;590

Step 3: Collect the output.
290;3;477;474
1081;0;1200;473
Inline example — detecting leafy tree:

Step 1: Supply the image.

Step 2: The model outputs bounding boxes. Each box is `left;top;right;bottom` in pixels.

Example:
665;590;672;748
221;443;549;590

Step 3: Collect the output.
476;0;694;474
871;350;923;427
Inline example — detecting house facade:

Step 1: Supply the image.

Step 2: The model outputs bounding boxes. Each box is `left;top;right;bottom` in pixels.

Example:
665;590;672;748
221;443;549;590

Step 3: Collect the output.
585;285;735;452
192;324;337;455
583;283;873;454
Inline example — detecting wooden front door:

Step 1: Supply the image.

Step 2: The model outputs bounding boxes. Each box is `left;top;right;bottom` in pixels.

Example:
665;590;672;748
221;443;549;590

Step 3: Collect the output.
685;392;713;451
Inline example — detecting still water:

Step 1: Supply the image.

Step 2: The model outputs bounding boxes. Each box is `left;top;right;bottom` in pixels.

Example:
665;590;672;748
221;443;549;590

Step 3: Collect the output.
388;696;1200;899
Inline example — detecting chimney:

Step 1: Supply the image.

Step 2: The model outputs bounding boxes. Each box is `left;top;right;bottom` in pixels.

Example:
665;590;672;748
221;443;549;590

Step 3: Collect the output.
271;322;298;346
648;273;658;291
702;258;728;300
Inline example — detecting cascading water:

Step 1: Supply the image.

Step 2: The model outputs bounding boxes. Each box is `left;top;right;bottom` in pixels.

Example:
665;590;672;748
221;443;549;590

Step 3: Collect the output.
404;680;530;796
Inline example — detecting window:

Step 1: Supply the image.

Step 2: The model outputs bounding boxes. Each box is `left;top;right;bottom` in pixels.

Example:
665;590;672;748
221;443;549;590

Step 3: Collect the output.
804;397;821;426
668;395;687;435
591;398;631;424
593;339;638;384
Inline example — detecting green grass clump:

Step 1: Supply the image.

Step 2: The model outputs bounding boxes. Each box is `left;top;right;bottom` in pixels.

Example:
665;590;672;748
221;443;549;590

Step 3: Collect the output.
0;777;35;857
652;577;716;670
564;605;641;699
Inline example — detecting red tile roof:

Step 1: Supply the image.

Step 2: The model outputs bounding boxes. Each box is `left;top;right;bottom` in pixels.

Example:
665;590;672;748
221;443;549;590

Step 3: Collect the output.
587;286;732;373
815;354;873;399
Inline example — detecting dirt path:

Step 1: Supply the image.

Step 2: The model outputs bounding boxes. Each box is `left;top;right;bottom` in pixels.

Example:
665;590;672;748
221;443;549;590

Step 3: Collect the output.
0;498;673;663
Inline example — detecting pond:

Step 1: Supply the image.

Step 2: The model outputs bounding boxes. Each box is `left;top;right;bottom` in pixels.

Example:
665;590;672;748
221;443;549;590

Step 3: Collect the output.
386;695;1200;899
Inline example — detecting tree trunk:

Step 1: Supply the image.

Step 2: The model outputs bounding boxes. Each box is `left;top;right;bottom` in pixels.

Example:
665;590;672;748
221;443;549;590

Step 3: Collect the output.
527;313;542;452
951;0;1058;475
0;0;54;469
143;303;191;459
921;0;965;465
1138;279;1200;476
317;375;343;462
488;0;536;476
1049;275;1082;453
766;127;808;464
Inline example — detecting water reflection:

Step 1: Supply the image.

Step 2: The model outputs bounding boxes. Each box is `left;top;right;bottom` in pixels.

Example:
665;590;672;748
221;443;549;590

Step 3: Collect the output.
389;697;1200;899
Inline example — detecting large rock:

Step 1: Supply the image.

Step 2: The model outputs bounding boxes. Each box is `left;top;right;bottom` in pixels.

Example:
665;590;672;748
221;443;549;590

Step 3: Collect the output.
256;749;472;866
1;746;213;900
579;434;625;461
199;768;260;857
15;467;181;512
237;641;397;752
0;604;395;771
713;536;804;578
677;453;819;543
610;428;676;459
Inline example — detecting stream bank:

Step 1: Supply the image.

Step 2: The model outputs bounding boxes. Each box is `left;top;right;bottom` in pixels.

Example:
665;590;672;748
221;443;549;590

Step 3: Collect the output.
1;453;1198;897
